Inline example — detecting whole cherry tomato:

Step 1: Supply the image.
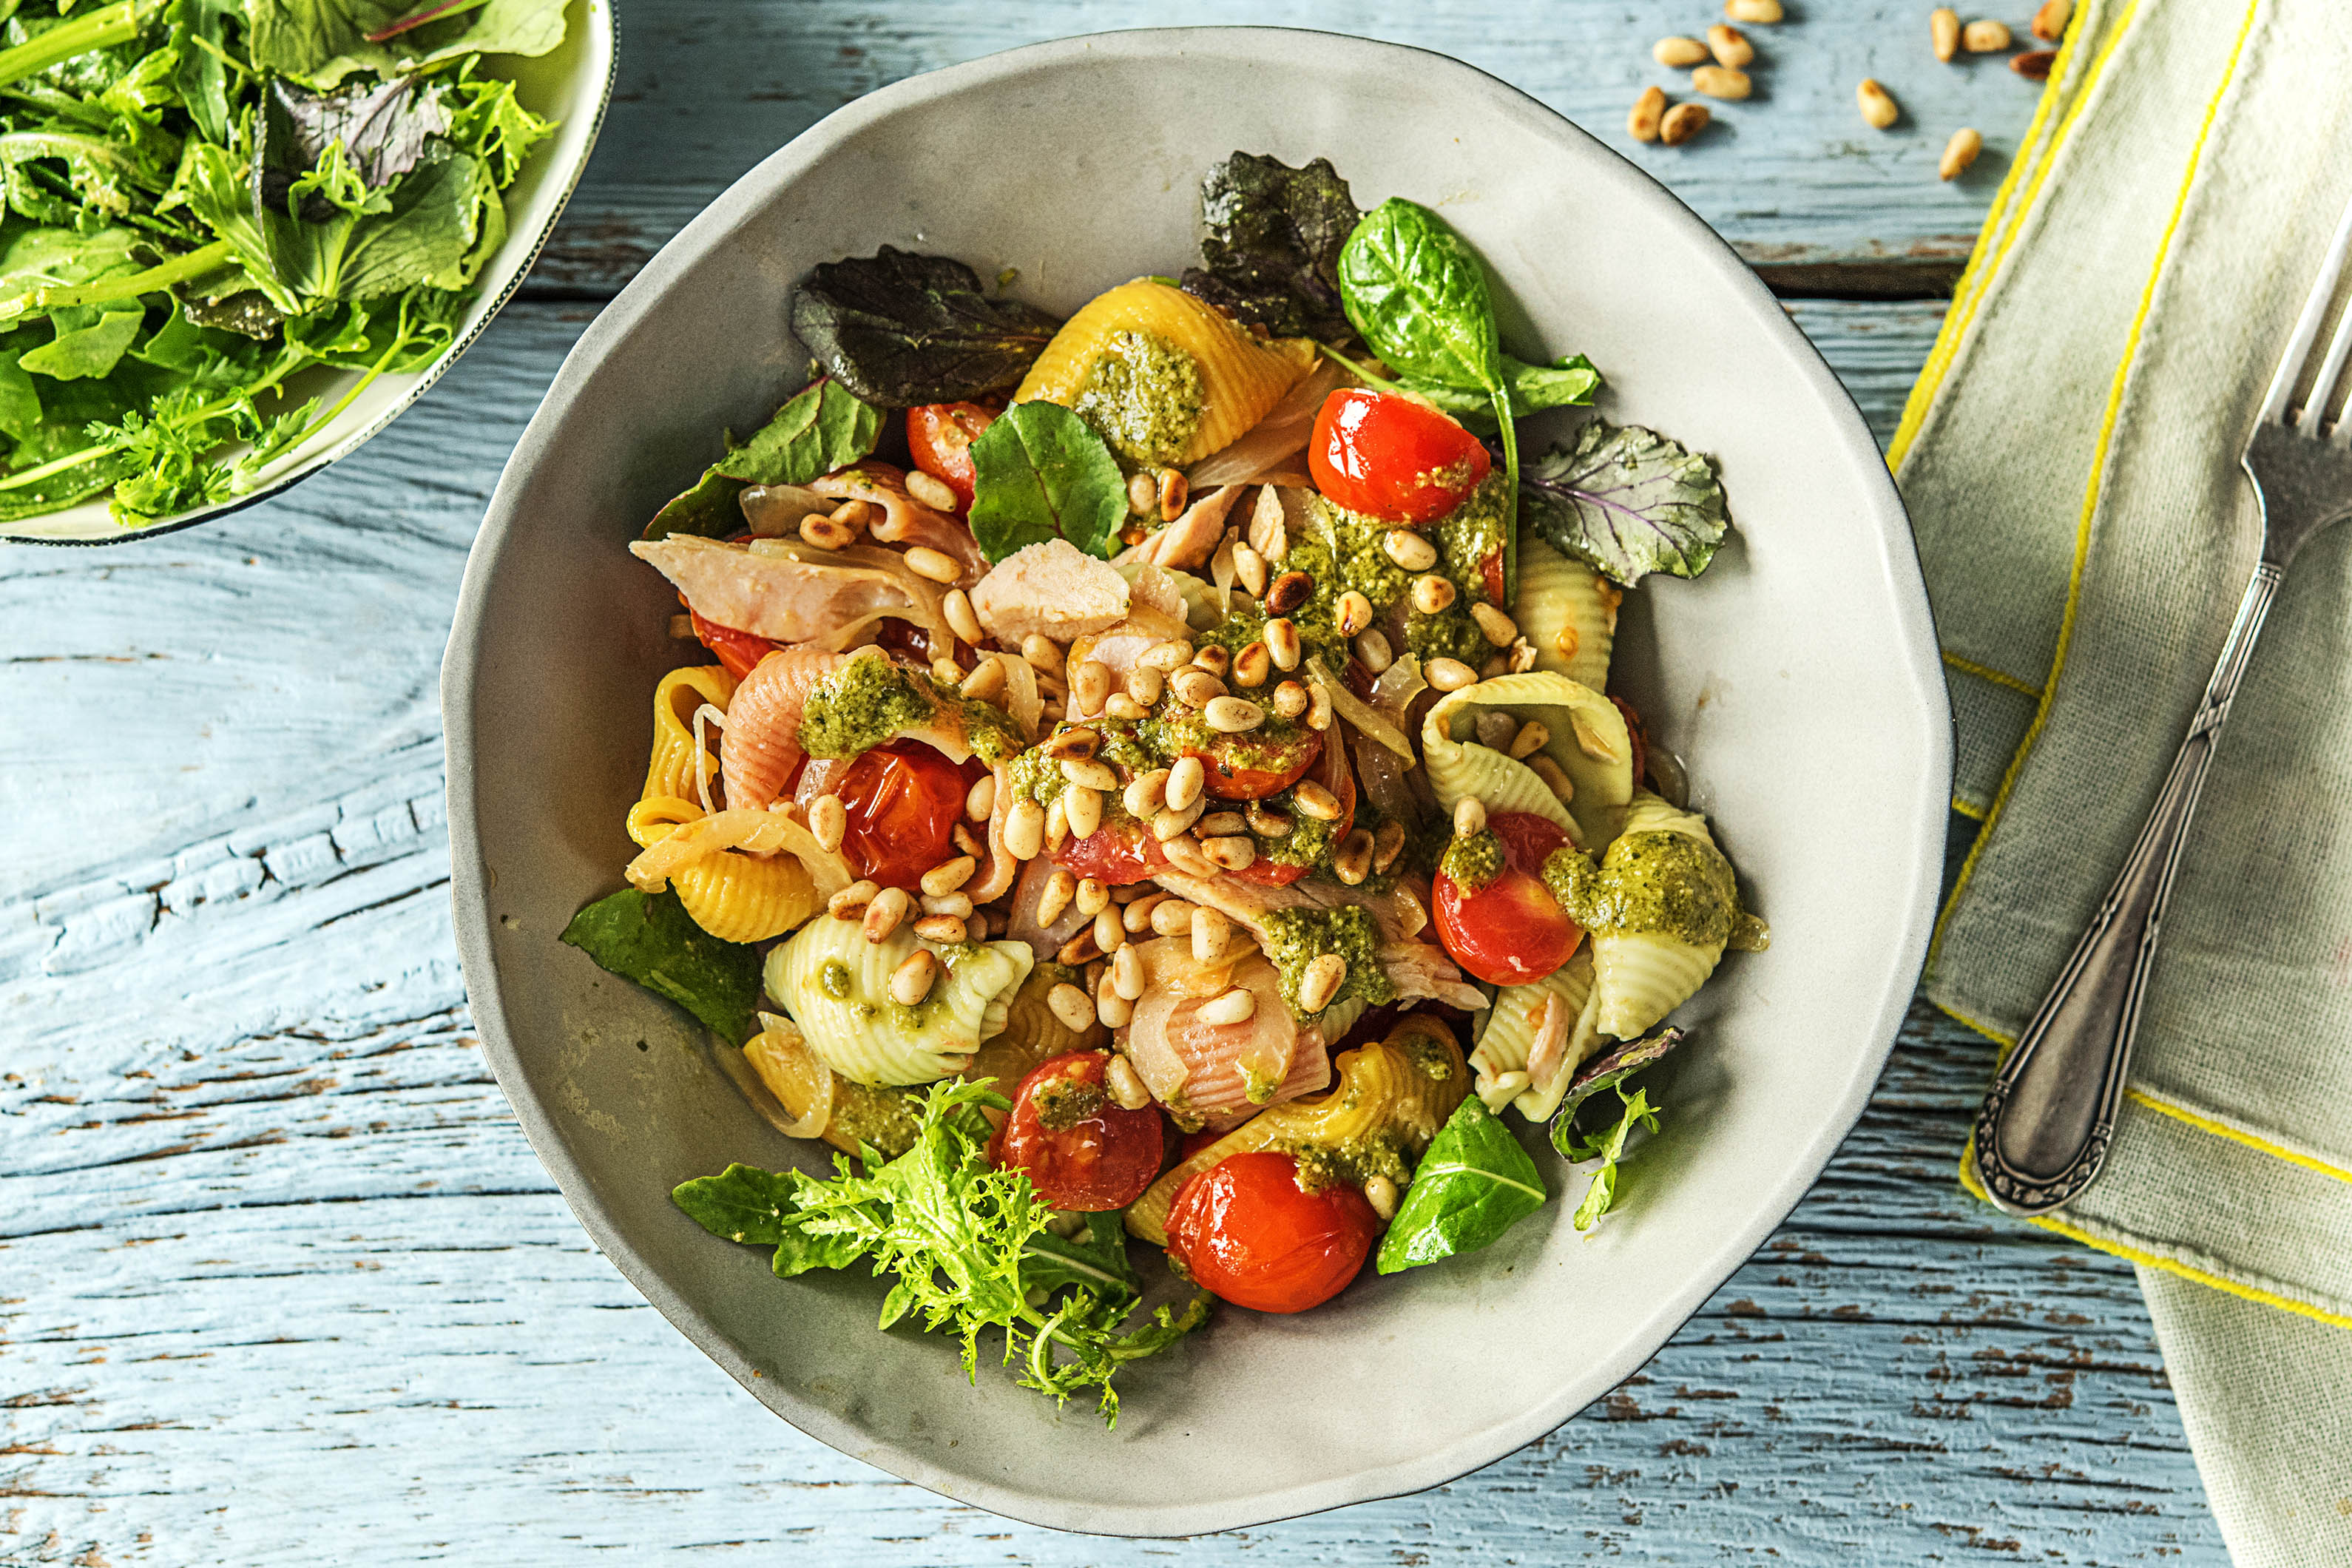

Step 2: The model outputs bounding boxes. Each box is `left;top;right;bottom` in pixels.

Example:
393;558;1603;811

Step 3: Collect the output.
996;1052;1166;1212
689;607;778;682
1309;388;1490;524
907;403;997;509
831;740;974;891
1433;810;1585;986
1165;1152;1378;1314
1192;728;1321;801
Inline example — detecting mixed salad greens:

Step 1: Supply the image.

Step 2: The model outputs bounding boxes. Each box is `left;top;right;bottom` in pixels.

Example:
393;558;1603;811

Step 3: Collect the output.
0;0;564;527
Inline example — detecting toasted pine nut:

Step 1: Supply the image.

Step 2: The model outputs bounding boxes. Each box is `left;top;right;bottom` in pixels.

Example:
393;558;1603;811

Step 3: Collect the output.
1372;819;1406;873
1161;834;1214;879
1510;720;1550;760
1097;989;1134;1030
1265;571;1312;615
1158;469;1189;522
1653;35;1707;66
960;655;1007;702
885;950;935;1007
1454;796;1487;837
1427;657;1477;692
931;656;962;685
1476;711;1517;752
1044;795;1070;854
1038;868;1077;927
922;891;973;919
921;856;976;897
1151;898;1197;936
1041;727;1098;763
1382;529;1438;571
1930;6;1960;59
953;821;985;858
1362;1173;1399;1221
1199;987;1257;1027
1660;101;1711;145
967;910;993;942
1231;641;1273;689
1201;836;1257;871
1058;927;1104;967
1106;1052;1150;1109
1354;629;1393;675
1140;638;1194;672
800;513;854;550
1231;542;1266;600
1724;0;1780;19
1004;797;1046;859
1120;770;1166;820
940;587;983;647
1628;84;1667;143
1528;754;1577;804
1197;811;1248;838
1066;658;1108;715
1126;471;1157;516
1060;758;1118;792
1249;801;1294;839
1306;682;1332;732
1204;696;1264;734
1110;943;1146;1002
1022;635;1067;680
904;469;959;513
828;879;879;921
1048;981;1094;1032
1064;785;1103;839
1961;18;2010;50
913;913;966;944
1707;23;1754;67
1293;781;1342;821
1692;64;1750;99
829;499;876;533
1166;754;1206;813
1334;828;1374;886
2032;0;2071;41
1271;680;1308;720
810;794;847;854
1154;797;1206;842
1074;876;1109;918
2011;49;2053;78
1093;907;1125;955
1334;589;1374;637
903;545;960;584
1125;664;1165;707
1297;953;1348;1013
1940;126;1983;180
1264;617;1302;672
1412;573;1456;614
1172;668;1226;709
1124;891;1169;932
1857;78;1899;129
1470;601;1518;646
1109;693;1151;720
964;773;996;825
863;885;911;943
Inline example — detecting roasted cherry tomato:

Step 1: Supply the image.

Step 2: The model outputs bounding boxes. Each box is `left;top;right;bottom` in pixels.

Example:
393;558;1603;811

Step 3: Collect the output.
832;740;973;891
907;402;997;509
689;606;778;682
996;1052;1166;1212
1478;547;1507;608
1165;1152;1378;1314
1052;820;1166;886
1193;728;1321;802
1433;810;1584;987
1309;388;1490;524
1610;695;1649;794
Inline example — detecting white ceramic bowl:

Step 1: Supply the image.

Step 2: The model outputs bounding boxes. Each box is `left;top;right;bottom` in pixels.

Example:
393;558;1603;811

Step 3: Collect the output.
445;28;1950;1536
3;0;615;546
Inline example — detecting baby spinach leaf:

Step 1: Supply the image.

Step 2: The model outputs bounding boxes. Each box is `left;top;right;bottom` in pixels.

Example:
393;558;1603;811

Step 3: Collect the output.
558;885;764;1044
1520;419;1729;586
643;466;746;541
1551;1026;1687;1134
671;1162;802;1246
1180;150;1360;340
790;246;1061;408
966;398;1125;563
1390;354;1600;428
711;377;882;487
1563;1087;1660;1231
1374;1093;1547;1274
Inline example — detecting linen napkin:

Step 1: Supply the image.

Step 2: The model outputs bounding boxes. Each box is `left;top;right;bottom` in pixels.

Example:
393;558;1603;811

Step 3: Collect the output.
1892;0;2352;1558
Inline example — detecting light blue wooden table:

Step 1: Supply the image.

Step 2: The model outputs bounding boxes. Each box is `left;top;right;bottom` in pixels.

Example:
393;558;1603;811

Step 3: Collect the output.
2;4;2231;1561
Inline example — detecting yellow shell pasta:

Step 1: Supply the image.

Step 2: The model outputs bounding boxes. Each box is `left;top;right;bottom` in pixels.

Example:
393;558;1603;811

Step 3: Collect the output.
1421;670;1635;848
1013;280;1315;466
1469;946;1607;1122
743;1026;925;1160
626;794;821;943
1514;532;1618;693
645;664;736;805
1587;794;1731;1039
960;964;1105;1095
766;916;1035;1087
1126;1016;1468;1246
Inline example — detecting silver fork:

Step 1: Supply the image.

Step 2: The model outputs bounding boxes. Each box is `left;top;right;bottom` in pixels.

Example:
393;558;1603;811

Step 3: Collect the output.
1970;192;2352;1216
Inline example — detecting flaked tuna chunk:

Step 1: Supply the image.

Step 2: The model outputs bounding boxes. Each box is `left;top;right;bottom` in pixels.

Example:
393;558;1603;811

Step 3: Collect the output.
970;538;1130;644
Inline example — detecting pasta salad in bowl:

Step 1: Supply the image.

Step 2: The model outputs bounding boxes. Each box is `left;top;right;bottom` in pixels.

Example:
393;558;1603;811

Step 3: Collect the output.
563;149;1767;1420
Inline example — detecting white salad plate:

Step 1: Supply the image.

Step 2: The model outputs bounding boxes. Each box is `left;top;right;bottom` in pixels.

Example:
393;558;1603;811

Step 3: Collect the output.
5;0;615;546
444;27;1950;1536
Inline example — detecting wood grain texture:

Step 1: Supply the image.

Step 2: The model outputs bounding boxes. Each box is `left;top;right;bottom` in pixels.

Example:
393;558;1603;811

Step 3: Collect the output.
0;13;2223;1556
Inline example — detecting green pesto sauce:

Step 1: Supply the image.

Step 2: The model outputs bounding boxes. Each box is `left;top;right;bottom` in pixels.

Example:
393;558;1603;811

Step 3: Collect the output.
1291;1132;1411;1194
1285;493;1490;669
1260;906;1395;1016
798;657;933;760
1433;471;1510;603
1543;831;1740;947
1241;1064;1280;1106
1073;331;1205;466
819;959;854;999
948;682;1027;768
1033;1072;1108;1131
1004;743;1069;809
828;1078;923;1158
1257;797;1339;872
1438;827;1504;893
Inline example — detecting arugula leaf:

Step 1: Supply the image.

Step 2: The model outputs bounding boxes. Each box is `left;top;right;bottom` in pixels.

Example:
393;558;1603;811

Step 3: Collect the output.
169;0;238;144
670;1161;801;1246
1564;1087;1660;1231
965;398;1125;563
1180;150;1360;340
1550;1026;1688;1135
1374;1093;1547;1274
710;378;882;487
1520;419;1730;586
244;0;567;89
790;246;1061;408
558;885;765;1044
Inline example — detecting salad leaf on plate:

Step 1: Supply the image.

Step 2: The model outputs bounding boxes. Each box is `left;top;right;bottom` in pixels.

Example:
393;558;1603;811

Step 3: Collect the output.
790;246;1061;408
1550;1026;1688;1132
1374;1092;1547;1274
710;377;882;487
559;885;766;1044
1519;419;1729;586
1561;1086;1660;1231
245;0;569;90
965;397;1126;563
1180;150;1361;341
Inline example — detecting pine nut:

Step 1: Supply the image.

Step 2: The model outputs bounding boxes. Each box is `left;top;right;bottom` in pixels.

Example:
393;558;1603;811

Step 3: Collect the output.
1199;987;1257;1027
1354;629;1394;675
1476;711;1517;752
1293;781;1342;821
1188;646;1229;682
1233;541;1268;598
2032;0;2071;41
1412;573;1456;614
1072;876;1107;918
1065;784;1104;839
1271;680;1308;719
1528;754;1577;804
1930;6;1960;60
2011;49;2053;78
1123;892;1169;932
1724;0;1780;19
1162;836;1217;879
953;820;985;859
1383;529;1438;572
1297;953;1348;1013
1857;78;1899;129
1048;981;1094;1031
1510;720;1550;760
1940;126;1983;181
914;913;966;944
1248;802;1294;838
1961;18;2010;51
1093;907;1125;954
1140;639;1194;672
1022;638;1065;682
1126;664;1164;706
1204;696;1264;734
1335;590;1374;637
921;856;976;897
809;794;847;853
1652;35;1707;66
800;513;854;550
1660;101;1711;145
932;656;962;685
1104;693;1148;720
1115;771;1161;820
863;885;911;943
1202;836;1257;871
1071;659;1110;715
922;891;973;919
1060;757;1118;791
1692;65;1749;99
1126;471;1157;516
1306;683;1332;732
905;469;959;512
942;588;983;647
1038;868;1076;926
889;950;937;1006
1044;794;1069;852
1004;798;1046;859
1058;927;1103;967
828;879;879;921
960;655;1007;702
1628;84;1667;143
1098;990;1135;1030
1427;657;1477;692
1265;617;1302;671
966;910;991;942
1265;571;1312;615
1470;602;1518;646
1173;668;1226;709
904;546;960;584
1707;23;1754;67
1166;754;1206;812
1106;1052;1150;1109
1112;944;1146;1001
1372;819;1406;873
1151;898;1197;937
1363;1174;1399;1221
1155;798;1206;841
1334;828;1374;885
1198;810;1248;837
1233;641;1272;688
962;774;996;824
1158;469;1189;522
1454;796;1487;837
830;499;876;533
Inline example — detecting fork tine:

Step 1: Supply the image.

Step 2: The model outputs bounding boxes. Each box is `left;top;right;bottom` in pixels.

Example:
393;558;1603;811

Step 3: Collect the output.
2318;299;2352;442
2258;192;2352;427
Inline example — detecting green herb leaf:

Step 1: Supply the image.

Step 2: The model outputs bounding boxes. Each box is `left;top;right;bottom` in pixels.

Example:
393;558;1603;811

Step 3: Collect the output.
1386;354;1600;429
643;465;746;541
1338;197;1504;399
442;61;554;186
965;399;1126;563
245;0;567;89
558;885;765;1044
1180;151;1361;340
169;0;239;144
672;1161;802;1246
1564;1087;1660;1231
1020;1209;1142;1299
260;75;449;217
1374;1093;1547;1274
1550;1026;1687;1134
711;378;882;487
19;306;142;379
1521;419;1730;586
789;246;1061;408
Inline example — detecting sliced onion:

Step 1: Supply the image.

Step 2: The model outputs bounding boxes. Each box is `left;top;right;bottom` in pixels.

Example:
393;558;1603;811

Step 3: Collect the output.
1305;655;1413;760
1000;649;1044;740
1186;357;1350;488
725;1011;834;1139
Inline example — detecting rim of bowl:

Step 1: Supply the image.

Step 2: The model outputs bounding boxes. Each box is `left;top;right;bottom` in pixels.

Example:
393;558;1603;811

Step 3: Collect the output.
445;24;1953;1538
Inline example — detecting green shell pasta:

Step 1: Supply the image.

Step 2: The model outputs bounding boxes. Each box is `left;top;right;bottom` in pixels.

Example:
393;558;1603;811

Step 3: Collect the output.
766;917;1035;1087
1419;670;1637;848
1513;530;1617;692
1468;945;1608;1121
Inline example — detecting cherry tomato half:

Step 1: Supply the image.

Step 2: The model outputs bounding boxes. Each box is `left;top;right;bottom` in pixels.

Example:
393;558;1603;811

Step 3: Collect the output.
1166;1152;1378;1314
1051;819;1166;886
996;1052;1166;1212
1433;810;1585;987
689;606;778;682
1310;388;1490;524
832;740;974;891
1478;546;1507;608
1193;728;1321;802
907;402;997;509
